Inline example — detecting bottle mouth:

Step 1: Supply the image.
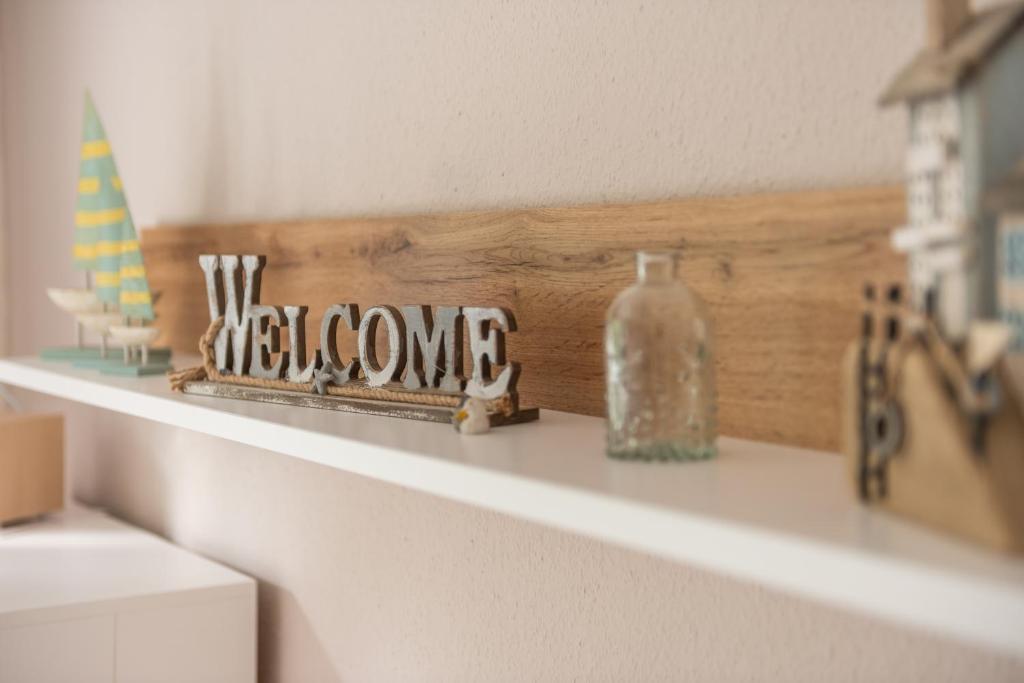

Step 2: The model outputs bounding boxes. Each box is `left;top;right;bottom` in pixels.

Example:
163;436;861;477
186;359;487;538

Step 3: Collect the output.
637;250;678;283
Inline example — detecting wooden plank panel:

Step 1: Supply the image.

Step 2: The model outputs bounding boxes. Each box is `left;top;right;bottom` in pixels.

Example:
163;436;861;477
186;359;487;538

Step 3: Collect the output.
142;185;905;451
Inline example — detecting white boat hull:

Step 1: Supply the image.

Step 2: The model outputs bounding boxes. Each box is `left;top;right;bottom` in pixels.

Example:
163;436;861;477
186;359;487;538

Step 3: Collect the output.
47;288;103;314
109;326;161;347
76;312;124;335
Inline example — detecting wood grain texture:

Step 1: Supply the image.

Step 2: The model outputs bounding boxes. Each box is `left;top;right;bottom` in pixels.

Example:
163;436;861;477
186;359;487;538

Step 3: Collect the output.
142;185;906;451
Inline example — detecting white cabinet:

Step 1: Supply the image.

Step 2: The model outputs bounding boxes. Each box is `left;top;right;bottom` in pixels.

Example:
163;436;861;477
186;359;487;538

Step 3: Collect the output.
0;508;256;683
0;615;114;683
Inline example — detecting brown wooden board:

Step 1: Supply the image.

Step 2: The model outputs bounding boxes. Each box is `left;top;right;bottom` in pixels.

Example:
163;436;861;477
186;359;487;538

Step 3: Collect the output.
142;185;905;451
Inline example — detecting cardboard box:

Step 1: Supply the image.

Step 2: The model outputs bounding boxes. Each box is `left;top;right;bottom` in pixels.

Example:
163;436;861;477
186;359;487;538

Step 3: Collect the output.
0;413;63;525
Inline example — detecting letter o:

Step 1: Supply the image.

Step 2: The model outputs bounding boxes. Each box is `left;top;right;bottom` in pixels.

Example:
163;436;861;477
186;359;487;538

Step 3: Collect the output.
357;306;407;387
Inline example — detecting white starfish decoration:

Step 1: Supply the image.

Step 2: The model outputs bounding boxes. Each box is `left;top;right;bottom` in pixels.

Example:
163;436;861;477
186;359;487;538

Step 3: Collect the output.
311;362;335;396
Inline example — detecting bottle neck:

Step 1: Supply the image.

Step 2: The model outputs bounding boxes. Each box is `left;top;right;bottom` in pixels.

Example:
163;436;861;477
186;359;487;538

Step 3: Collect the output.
637;251;678;285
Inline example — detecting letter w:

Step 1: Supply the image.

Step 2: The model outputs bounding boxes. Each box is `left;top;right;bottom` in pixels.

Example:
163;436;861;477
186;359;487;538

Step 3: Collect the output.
198;255;266;374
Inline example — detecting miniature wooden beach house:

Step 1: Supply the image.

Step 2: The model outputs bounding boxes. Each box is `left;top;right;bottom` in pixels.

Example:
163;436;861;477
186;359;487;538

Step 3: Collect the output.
880;0;1024;341
843;0;1024;551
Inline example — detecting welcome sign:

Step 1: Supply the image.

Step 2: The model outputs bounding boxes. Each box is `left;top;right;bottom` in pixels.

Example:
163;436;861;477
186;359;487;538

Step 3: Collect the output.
171;255;538;427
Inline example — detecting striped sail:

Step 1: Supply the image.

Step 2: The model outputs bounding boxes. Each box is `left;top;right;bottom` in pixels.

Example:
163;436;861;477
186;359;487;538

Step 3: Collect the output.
73;94;154;320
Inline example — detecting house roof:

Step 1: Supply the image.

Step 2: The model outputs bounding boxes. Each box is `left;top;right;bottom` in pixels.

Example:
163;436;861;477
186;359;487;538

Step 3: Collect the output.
986;158;1024;211
879;1;1024;105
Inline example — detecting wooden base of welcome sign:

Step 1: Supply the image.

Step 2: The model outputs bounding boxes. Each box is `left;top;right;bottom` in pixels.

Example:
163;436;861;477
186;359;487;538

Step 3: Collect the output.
169;255;539;428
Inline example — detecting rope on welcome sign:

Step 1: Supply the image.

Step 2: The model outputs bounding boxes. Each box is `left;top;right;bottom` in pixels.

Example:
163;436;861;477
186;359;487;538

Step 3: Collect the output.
168;317;515;415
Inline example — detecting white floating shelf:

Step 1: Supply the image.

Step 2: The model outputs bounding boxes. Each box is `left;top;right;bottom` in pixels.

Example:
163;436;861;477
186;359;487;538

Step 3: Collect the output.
2;356;1023;655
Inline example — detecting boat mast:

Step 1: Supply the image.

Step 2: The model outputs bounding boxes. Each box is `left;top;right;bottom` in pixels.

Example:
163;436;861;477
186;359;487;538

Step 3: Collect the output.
75;270;93;349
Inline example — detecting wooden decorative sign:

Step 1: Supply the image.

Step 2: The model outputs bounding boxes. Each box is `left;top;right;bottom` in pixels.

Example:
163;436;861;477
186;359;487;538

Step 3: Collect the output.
169;255;539;430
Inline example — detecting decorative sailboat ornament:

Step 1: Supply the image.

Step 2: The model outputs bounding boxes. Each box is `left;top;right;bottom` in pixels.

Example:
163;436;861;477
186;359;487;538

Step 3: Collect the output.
42;93;172;376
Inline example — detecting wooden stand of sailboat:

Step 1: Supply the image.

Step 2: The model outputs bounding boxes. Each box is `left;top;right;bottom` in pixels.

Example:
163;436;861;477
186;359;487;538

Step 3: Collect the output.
40;93;173;377
109;324;161;365
45;308;171;374
75;311;124;355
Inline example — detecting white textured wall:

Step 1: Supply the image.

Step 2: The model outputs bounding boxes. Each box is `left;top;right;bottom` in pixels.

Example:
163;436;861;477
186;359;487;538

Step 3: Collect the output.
2;0;926;354
3;1;1022;680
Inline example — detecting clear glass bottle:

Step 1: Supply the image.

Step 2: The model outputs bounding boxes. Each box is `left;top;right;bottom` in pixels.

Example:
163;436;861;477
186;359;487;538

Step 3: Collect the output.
605;251;717;461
